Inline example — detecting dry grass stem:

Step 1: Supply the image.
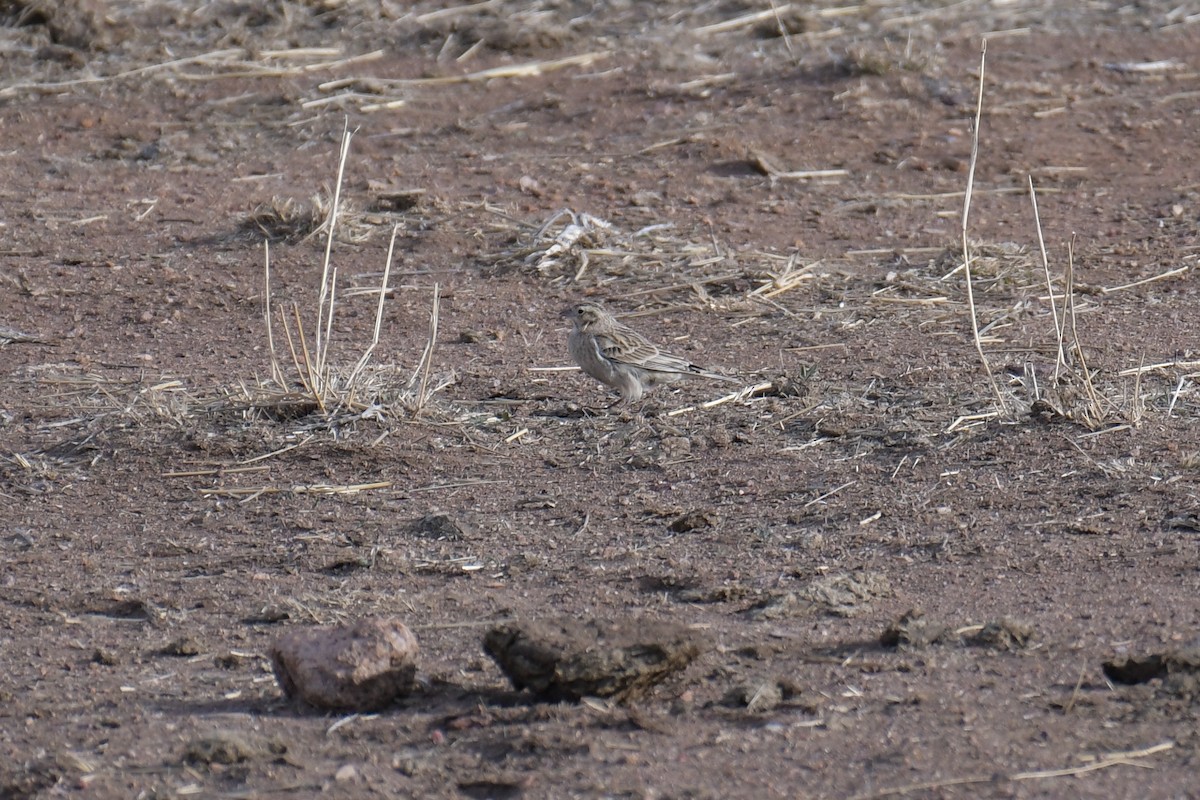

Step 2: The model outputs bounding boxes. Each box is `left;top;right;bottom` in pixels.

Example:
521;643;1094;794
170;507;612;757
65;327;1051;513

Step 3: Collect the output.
163;466;269;479
263;241;285;387
959;39;1005;411
414;1;501;24
315;122;355;379
695;6;793;35
869;295;949;306
0;325;51;345
803;481;855;509
1062;663;1087;714
412;284;442;415
1064;235;1103;419
390;53;609;86
0;47;240;97
750;150;849;181
202;481;393;499
238;437;316;465
947;411;1002;432
1166;373;1198;416
666;381;776;416
749;256;819;298
291;303;322;410
1128;356;1146;425
1028;177;1065;372
1074;423;1132;439
1118;359;1200;376
0;48;383;99
623;273;744;298
1104;59;1182;73
176;50;385;81
344;224;401;396
302;93;407;111
769;0;799;63
851;741;1174;799
887;187;1050;204
1101;265;1189;294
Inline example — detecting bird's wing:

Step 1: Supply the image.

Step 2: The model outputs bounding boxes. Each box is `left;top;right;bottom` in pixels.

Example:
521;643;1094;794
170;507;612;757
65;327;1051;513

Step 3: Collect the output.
597;328;739;382
595;331;662;368
641;349;740;382
638;349;705;375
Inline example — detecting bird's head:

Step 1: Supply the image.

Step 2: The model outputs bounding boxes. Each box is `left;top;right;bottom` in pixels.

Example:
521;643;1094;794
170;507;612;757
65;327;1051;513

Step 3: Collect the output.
562;302;610;328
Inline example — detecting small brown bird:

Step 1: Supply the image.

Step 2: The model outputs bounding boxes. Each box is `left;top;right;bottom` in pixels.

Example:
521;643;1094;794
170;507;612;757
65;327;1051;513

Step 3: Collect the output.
563;302;738;404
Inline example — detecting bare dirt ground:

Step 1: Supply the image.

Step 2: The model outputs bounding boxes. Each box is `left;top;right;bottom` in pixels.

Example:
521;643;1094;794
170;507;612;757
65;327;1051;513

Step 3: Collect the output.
2;1;1200;798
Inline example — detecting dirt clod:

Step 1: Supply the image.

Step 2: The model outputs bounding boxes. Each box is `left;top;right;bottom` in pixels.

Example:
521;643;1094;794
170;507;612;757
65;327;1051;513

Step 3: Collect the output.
668;509;717;533
183;731;285;766
483;617;707;702
968;619;1036;651
2;0;112;49
881;609;949;649
1103;648;1200;701
751;572;891;620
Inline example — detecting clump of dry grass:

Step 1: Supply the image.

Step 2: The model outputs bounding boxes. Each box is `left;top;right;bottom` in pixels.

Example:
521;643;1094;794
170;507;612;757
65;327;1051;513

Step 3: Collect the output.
492;206;825;315
242;192;375;244
223;124;451;428
241;196;324;243
1004;179;1194;431
947;41;1193;432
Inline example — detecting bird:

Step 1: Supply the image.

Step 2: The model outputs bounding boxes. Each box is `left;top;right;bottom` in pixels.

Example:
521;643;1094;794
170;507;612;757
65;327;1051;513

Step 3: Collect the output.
563;302;738;404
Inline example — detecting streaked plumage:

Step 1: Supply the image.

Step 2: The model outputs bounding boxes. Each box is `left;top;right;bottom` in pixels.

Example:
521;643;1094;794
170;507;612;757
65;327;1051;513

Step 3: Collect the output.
563;302;738;403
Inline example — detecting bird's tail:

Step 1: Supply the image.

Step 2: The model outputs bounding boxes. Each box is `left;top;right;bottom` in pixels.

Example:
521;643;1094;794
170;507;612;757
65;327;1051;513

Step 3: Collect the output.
694;368;740;383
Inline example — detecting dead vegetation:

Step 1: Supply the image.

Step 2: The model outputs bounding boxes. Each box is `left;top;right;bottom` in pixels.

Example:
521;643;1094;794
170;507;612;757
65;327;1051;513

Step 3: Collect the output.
249;156;444;422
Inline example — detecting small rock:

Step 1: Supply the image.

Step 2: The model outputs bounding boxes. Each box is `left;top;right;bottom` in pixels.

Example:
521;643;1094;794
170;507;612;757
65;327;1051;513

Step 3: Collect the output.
83;596;155;621
334;763;359;783
746;592;810;621
669;510;717;533
161;637;202;657
881;609;949;649
91;648;119;666
707;429;733;448
270;617;419;711
215;651;250;669
723;680;783;713
408;512;472;541
659;436;692;459
484;617;707;703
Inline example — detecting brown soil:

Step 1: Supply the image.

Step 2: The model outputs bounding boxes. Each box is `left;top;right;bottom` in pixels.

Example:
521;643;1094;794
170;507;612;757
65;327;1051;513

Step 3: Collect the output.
3;2;1200;798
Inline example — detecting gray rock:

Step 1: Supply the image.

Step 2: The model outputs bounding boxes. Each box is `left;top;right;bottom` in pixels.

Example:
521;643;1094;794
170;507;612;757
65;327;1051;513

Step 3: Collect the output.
270;617;419;711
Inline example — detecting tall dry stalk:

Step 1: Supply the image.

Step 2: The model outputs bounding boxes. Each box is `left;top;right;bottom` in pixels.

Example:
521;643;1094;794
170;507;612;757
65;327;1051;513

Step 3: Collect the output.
1028;177;1067;382
412;283;441;415
314;120;354;389
960;39;1005;410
